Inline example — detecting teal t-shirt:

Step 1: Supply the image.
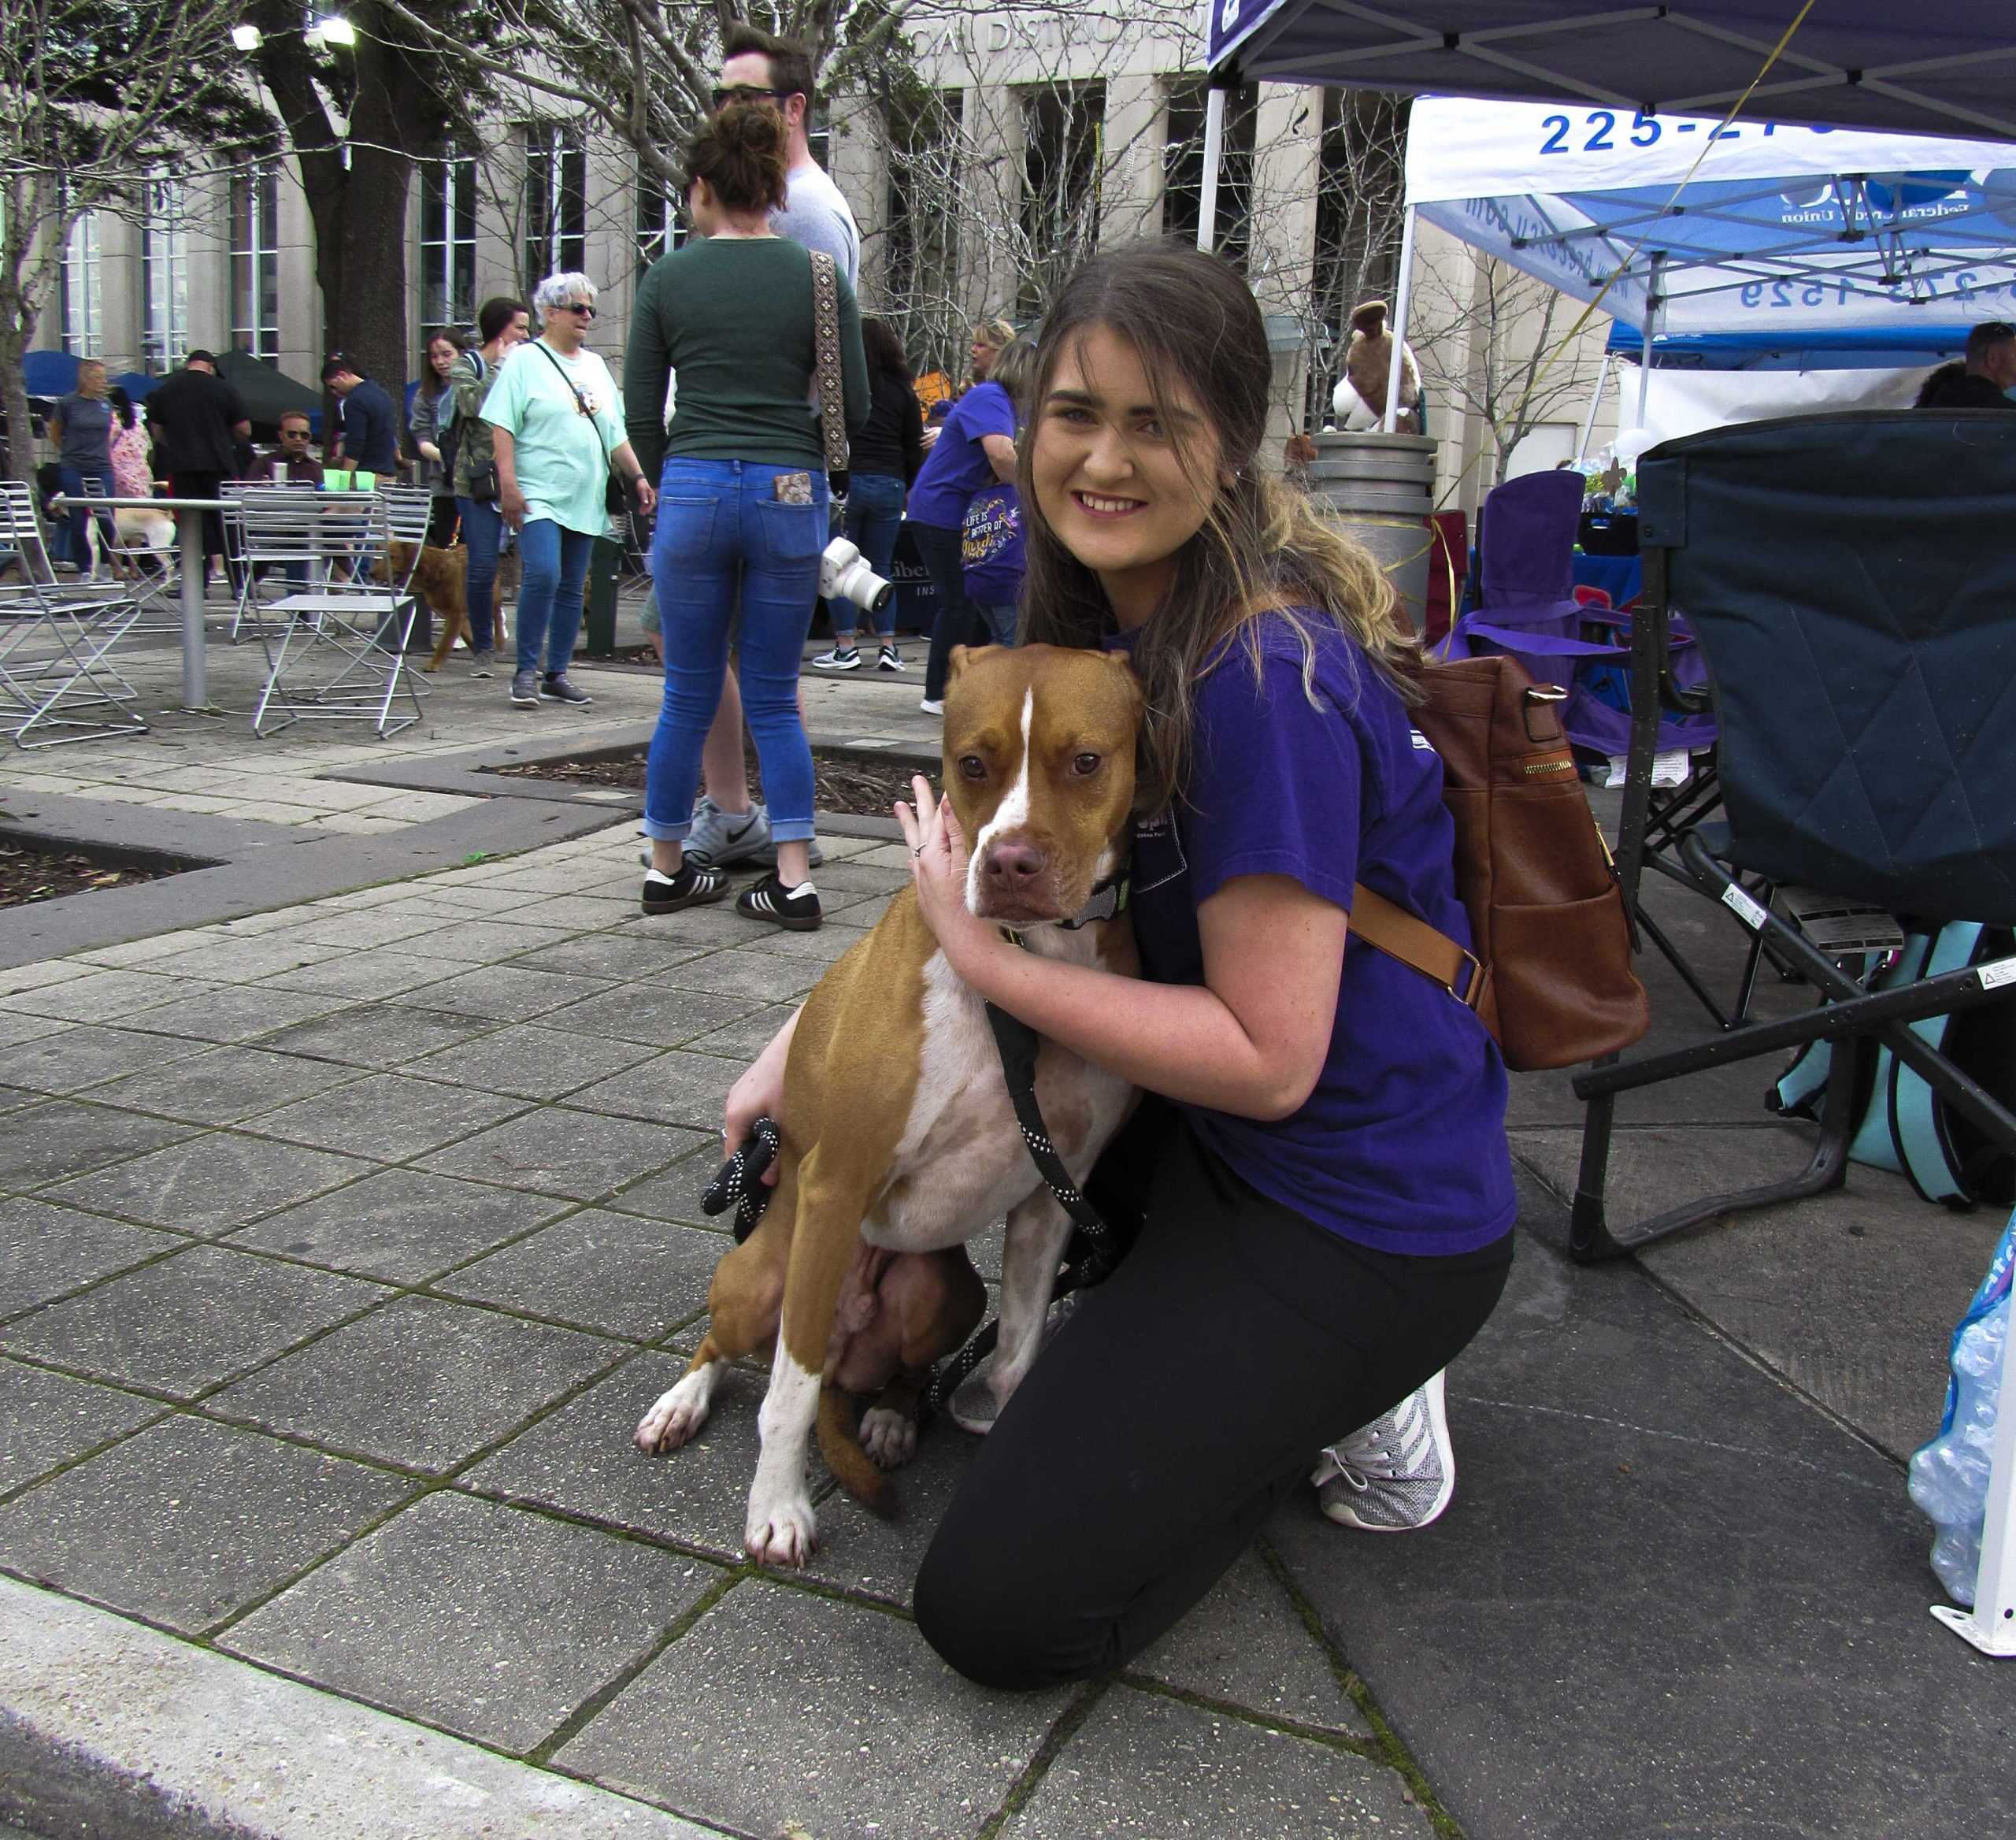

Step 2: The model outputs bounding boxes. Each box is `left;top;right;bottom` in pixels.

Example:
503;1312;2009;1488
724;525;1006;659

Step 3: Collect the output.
480;339;627;536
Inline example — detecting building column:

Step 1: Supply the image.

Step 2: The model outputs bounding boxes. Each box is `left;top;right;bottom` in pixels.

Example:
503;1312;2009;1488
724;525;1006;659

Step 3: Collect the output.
959;83;1026;321
1248;82;1323;442
829;92;888;302
1098;75;1166;248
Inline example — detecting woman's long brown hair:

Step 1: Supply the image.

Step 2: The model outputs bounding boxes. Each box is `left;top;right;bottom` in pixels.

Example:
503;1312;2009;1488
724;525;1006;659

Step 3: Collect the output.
1019;243;1418;816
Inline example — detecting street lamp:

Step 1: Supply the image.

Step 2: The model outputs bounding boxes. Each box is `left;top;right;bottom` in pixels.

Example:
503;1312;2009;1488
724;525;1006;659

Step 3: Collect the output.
231;24;262;50
308;17;357;47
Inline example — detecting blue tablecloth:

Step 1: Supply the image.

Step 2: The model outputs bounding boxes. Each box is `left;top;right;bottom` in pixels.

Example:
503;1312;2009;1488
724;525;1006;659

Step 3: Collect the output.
1572;552;1643;607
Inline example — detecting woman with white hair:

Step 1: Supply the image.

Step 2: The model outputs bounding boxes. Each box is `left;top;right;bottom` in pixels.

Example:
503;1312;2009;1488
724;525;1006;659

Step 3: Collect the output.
480;272;657;709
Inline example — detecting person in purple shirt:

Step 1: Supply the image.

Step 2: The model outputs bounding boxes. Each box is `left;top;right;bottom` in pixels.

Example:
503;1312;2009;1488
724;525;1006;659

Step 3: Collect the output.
879;245;1517;1688
905;322;1021;712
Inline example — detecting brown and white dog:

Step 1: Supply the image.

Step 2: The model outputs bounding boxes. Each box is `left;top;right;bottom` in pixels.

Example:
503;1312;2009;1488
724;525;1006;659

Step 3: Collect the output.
634;644;1144;1565
371;540;513;670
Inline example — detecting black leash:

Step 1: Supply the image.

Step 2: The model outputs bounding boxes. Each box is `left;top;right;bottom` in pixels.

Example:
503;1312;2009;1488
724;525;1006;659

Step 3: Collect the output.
701;1115;780;1242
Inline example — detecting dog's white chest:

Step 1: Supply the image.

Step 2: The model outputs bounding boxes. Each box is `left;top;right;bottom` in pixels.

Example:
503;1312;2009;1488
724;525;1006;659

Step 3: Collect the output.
862;947;1127;1252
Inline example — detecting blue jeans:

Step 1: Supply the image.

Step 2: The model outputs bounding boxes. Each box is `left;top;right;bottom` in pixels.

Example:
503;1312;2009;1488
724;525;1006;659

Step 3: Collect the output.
57;462;115;569
840;472;906;640
913;519;986;701
973;599;1021;646
457;495;502;653
513;517;590;678
646;458;827;844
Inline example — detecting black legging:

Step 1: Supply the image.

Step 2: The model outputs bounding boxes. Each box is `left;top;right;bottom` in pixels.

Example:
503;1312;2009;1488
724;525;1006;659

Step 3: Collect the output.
910;518;987;701
913;1102;1513;1690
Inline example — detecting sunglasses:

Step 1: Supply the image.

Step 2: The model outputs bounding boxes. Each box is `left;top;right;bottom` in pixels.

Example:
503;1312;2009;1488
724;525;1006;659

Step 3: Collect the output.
711;84;786;109
280;428;310;437
558;302;597;319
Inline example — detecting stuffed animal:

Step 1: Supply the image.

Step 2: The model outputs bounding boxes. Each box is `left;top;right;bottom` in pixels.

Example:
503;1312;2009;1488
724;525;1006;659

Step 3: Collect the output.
1332;299;1420;435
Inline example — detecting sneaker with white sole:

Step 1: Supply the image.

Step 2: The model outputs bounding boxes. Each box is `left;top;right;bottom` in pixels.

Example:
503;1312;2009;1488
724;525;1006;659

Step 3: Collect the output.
469;650;495;678
813;645;862;672
540;672;593;706
1311;1369;1455;1533
877;645;905;672
684;796;772;870
918;697;944;717
640;860;728;915
509;669;541;708
736;870;821;931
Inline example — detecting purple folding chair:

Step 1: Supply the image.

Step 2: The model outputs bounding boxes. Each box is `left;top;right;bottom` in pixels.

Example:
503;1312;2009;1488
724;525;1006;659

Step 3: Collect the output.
1444;470;1714;757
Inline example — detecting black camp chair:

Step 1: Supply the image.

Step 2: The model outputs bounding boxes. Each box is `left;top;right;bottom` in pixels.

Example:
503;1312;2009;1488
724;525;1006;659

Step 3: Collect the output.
1569;410;2016;1261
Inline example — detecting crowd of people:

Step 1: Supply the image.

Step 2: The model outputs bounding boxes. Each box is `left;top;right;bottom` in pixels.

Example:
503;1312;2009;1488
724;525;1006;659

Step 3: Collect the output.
33;24;1524;1679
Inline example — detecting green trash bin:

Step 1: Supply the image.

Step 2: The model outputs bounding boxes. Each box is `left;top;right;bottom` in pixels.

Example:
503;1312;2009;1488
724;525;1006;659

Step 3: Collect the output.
583;536;623;658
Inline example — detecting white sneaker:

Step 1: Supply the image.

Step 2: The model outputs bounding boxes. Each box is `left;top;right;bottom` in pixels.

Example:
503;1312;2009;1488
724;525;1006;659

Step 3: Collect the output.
1311;1370;1455;1533
813;645;862;672
918;697;944;716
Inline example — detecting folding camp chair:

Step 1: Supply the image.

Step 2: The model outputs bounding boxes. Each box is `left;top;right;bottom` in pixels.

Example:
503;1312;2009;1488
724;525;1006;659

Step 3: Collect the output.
0;482;147;748
1569;410;2016;1261
239;489;423;738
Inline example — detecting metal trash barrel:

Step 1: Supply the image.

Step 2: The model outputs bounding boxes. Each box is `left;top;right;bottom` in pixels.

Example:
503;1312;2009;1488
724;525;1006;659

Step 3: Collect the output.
1304;432;1437;633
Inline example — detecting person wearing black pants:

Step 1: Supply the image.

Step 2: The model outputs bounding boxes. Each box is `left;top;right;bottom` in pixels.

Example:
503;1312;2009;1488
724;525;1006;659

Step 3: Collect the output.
911;518;985;701
911;1105;1511;1689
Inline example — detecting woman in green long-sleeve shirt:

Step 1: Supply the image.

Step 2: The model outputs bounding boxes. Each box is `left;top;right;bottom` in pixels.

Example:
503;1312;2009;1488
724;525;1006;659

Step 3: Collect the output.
625;102;868;933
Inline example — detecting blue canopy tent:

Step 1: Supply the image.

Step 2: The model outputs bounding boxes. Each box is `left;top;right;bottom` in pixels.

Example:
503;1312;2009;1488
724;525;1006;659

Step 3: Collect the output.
23;351;80;401
1397;97;2016;440
1605;325;1975;371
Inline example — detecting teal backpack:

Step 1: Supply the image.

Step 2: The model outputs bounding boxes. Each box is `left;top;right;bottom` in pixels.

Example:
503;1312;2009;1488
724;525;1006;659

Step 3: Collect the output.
1773;922;2016;1209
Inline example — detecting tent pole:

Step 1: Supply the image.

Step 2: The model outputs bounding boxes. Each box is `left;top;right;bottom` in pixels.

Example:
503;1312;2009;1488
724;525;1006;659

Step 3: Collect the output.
1574;350;1614;466
1636;253;1664;427
1382;204;1419;432
1197;85;1226;254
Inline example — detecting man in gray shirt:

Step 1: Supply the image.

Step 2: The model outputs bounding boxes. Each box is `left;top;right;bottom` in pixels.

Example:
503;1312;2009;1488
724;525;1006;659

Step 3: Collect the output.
665;21;863;872
48;358;117;571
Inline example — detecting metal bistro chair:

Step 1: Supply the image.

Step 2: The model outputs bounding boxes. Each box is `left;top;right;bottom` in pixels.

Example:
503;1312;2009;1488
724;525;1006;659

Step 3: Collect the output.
1569;410;2016;1261
224;478;322;643
239;488;424;739
0;481;147;748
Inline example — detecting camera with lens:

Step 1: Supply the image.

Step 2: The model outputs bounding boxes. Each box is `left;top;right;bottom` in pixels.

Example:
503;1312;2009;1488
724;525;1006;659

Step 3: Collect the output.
820;537;893;617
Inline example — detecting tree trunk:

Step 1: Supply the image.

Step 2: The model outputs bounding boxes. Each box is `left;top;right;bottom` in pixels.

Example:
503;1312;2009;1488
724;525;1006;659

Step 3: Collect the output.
0;314;35;491
333;142;415;401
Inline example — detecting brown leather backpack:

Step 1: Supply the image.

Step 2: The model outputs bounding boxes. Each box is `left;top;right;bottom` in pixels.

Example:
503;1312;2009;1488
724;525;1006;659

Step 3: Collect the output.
1350;653;1651;1072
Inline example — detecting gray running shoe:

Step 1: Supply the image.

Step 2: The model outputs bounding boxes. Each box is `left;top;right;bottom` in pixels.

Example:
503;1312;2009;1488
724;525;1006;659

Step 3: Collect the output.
540;672;593;706
684;794;772;870
509;669;540;708
469;649;495;678
1311;1369;1455;1533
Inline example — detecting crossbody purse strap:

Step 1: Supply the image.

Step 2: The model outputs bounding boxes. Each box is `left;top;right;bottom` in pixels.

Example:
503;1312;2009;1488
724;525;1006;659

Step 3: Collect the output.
808;249;849;478
1351;882;1490;1014
529;338;613;475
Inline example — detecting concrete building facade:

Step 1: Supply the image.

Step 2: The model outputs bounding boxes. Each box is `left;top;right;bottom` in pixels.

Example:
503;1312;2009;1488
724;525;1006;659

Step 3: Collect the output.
32;3;1618;518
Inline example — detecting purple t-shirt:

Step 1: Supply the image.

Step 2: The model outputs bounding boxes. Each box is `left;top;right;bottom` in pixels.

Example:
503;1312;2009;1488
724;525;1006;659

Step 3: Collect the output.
905;380;1014;529
1128;613;1516;1256
961;482;1025;603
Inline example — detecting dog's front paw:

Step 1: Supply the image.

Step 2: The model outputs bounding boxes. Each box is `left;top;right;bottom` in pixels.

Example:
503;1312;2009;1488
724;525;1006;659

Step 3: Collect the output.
860;1405;917;1470
745;1496;817;1567
635;1374;712;1453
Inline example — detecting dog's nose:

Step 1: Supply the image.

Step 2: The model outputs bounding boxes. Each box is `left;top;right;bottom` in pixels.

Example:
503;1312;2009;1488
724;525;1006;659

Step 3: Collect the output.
983;843;1046;888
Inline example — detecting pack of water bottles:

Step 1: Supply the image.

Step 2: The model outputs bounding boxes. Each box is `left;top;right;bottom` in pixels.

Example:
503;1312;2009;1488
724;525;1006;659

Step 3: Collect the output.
1907;1205;2016;1605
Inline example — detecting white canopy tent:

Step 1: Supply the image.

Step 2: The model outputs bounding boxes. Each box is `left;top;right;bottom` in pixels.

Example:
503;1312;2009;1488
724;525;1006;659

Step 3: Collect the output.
1399;98;2016;436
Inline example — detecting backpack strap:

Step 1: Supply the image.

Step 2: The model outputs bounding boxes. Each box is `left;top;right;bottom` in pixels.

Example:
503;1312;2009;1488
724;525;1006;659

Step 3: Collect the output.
1351;883;1492;1016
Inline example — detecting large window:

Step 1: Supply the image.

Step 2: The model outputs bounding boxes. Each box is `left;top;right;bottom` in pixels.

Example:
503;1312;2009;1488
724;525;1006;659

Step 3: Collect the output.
421;144;478;327
635;171;684;276
143;176;190;372
231;165;281;360
61;210;102;356
1018;83;1106;318
522;121;586;291
1162;80;1258;272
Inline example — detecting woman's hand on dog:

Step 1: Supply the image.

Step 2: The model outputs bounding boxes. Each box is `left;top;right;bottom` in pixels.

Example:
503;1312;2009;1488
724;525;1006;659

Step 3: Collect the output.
897;775;996;979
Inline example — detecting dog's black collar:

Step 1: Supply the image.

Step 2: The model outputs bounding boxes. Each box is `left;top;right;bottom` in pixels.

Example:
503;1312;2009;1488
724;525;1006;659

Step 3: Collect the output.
996;870;1132;947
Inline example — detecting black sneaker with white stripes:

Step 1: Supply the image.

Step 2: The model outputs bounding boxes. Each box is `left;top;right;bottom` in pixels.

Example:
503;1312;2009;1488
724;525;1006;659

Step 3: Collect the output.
735;871;822;932
640;860;728;916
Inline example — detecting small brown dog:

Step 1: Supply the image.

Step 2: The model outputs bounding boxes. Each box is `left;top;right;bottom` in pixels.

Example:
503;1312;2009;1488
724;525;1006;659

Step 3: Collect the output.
375;540;514;670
